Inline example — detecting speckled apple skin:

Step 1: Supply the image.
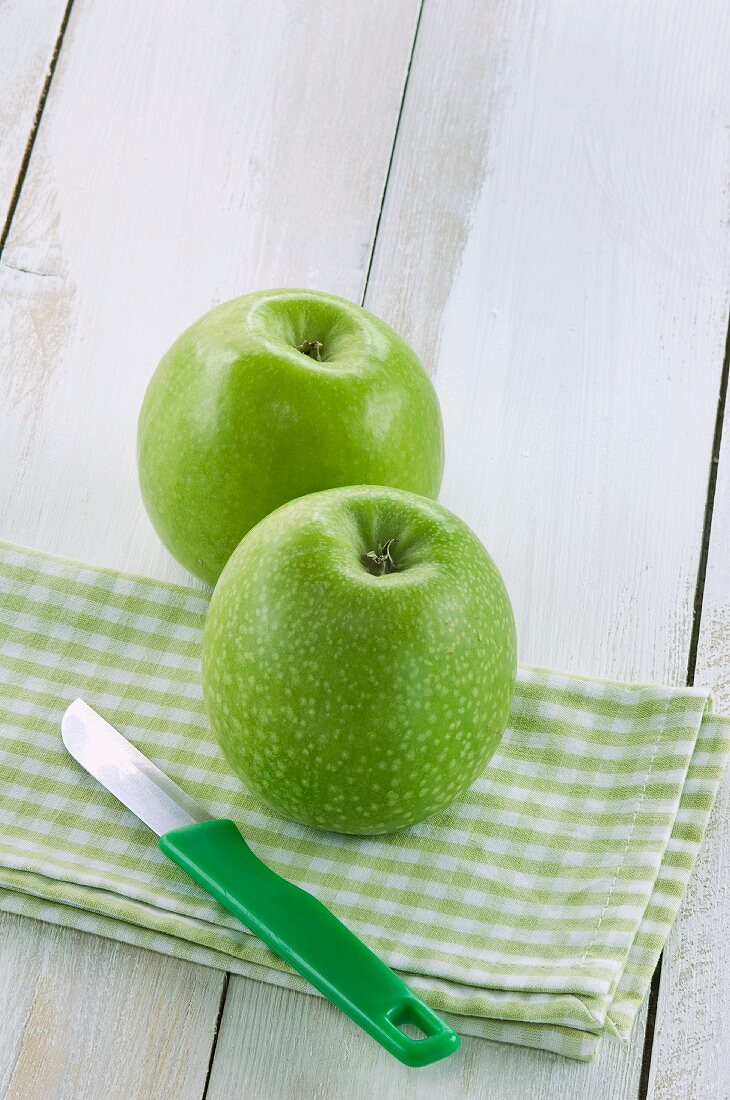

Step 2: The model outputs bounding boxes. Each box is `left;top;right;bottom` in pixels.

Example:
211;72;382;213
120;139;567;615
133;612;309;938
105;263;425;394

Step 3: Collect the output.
137;289;444;585
202;486;517;835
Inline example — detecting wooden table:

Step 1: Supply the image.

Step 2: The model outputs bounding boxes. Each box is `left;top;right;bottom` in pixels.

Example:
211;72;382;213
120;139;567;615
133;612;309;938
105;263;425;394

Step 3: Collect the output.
1;2;728;1097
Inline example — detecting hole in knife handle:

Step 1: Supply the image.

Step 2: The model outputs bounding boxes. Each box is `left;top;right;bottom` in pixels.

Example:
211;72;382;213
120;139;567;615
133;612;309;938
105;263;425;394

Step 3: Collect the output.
387;998;437;1042
397;1021;428;1040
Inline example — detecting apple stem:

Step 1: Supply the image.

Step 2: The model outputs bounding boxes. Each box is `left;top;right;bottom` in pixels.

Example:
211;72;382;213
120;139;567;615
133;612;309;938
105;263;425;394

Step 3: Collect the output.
298;339;324;362
364;538;398;576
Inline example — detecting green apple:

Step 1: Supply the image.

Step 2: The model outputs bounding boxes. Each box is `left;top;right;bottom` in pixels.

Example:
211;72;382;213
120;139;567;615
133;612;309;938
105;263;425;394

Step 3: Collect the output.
137;289;444;585
202;485;517;835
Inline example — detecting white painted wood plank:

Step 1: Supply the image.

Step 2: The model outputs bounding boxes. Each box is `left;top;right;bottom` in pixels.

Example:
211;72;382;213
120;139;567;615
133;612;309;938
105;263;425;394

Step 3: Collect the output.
208;981;647;1100
0;0;420;1097
0;0;67;222
0;0;421;584
210;0;730;1097
368;0;730;685
648;409;730;1100
0;913;222;1100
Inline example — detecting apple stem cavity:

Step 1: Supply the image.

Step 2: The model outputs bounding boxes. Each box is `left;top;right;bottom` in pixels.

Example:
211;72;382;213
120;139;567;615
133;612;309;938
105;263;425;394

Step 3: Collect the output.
297;339;324;362
364;538;399;576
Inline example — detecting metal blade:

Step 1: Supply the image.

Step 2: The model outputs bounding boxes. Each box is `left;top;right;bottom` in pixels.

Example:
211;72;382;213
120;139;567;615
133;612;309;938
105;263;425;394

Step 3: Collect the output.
61;698;212;836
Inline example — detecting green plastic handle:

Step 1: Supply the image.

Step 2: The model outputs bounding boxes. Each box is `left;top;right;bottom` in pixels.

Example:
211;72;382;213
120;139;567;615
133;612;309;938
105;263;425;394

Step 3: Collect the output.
159;818;460;1067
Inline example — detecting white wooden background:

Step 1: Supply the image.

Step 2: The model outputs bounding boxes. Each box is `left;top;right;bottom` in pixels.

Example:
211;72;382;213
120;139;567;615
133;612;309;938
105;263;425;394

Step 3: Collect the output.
1;1;728;1097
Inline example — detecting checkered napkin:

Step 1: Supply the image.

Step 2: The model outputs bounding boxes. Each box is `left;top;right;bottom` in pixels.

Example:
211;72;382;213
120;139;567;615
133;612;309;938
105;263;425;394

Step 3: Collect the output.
0;541;727;1061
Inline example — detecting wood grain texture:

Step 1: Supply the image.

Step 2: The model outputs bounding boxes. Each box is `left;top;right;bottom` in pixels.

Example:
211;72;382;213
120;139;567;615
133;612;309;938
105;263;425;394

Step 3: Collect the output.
367;0;730;685
0;913;222;1100
0;1;420;1097
0;0;421;582
207;982;647;1100
211;0;730;1097
648;406;730;1100
0;0;67;224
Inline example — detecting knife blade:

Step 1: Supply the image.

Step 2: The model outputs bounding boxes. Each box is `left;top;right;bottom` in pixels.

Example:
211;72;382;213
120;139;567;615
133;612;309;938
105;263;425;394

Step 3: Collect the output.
62;698;211;834
60;698;460;1068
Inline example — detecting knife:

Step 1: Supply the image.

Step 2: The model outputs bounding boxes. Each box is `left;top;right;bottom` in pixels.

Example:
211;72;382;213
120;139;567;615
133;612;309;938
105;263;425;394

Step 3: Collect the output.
61;698;460;1068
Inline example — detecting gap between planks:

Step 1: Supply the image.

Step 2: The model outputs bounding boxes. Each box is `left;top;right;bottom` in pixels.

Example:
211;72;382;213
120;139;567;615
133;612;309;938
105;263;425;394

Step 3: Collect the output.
638;299;730;1100
0;0;74;256
686;308;730;689
639;298;730;1100
360;0;426;303
201;973;230;1100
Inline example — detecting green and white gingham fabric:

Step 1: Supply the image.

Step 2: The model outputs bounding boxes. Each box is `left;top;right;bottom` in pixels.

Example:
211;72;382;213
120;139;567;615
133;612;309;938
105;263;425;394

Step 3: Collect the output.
0;541;727;1061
